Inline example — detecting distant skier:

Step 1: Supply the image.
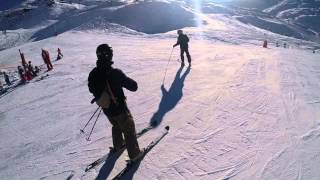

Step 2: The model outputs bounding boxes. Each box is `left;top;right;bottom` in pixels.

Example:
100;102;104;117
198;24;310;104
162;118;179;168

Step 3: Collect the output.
173;30;192;66
56;48;63;61
3;72;11;86
88;44;142;161
284;43;287;48
263;40;268;48
17;66;27;83
35;66;40;74
28;61;37;77
0;80;3;92
19;49;27;67
41;49;53;71
25;66;33;81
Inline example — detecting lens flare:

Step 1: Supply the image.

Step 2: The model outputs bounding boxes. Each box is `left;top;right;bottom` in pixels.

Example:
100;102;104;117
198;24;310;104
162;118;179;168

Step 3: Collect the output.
193;0;203;28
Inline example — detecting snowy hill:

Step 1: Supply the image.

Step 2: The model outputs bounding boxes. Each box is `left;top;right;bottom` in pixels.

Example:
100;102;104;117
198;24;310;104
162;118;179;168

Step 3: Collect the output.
1;0;320;180
264;0;320;33
230;0;320;36
1;0;320;51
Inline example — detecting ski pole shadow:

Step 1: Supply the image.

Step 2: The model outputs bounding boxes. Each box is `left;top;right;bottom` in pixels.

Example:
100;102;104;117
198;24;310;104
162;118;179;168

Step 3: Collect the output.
150;65;191;127
95;148;125;180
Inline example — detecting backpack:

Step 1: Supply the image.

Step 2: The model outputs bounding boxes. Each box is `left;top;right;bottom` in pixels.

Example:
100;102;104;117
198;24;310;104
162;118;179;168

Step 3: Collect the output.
96;80;117;108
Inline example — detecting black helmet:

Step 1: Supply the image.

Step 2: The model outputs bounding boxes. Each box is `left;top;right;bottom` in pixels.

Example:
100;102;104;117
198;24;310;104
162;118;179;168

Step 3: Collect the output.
177;29;183;34
96;44;113;60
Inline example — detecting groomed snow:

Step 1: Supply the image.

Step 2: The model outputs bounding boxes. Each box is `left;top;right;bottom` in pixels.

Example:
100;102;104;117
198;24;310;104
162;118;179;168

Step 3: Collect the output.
0;30;320;179
1;0;320;179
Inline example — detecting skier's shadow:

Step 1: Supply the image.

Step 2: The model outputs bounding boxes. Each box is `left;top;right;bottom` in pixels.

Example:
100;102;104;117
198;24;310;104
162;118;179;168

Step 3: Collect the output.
95;149;125;180
150;65;191;127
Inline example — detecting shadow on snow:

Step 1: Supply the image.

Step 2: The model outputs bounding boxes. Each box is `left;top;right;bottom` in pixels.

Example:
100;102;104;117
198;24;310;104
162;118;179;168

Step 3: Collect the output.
150;65;191;127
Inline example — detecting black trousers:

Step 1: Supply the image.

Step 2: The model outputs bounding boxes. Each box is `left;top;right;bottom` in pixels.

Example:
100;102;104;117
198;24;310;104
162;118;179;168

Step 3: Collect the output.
180;48;191;63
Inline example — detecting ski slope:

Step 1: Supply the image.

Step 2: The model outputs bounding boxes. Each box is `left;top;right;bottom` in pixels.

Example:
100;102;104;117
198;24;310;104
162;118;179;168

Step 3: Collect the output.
0;30;320;179
1;0;320;180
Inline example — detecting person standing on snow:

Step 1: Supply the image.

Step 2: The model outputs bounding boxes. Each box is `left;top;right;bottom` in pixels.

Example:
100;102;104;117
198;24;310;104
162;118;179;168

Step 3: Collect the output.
56;48;63;61
35;66;40;74
0;80;3;92
28;61;37;77
88;44;142;161
41;49;53;71
19;49;27;67
17;66;26;83
173;30;192;66
4;72;11;86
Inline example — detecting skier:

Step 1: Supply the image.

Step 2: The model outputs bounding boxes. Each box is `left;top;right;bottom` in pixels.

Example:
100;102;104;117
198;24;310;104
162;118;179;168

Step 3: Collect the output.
0;80;3;92
284;43;287;48
88;44;142;161
56;48;63;61
19;49;27;67
17;66;27;83
35;66;40;74
3;72;11;86
41;49;53;71
263;40;268;48
173;30;192;66
27;61;37;77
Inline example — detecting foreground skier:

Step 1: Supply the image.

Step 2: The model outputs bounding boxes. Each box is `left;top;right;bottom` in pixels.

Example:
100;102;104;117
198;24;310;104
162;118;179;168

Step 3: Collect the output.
88;44;141;161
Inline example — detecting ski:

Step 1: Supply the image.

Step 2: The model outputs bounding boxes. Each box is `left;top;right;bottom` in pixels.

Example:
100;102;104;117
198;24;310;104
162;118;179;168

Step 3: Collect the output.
112;126;170;180
84;125;154;172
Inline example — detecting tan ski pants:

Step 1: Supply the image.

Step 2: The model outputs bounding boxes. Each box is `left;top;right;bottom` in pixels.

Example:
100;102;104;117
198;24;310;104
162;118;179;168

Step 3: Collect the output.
107;112;140;159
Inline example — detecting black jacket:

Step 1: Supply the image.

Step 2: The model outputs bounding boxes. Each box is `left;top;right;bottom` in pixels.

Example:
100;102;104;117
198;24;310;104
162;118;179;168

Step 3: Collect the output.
88;65;137;117
175;34;189;49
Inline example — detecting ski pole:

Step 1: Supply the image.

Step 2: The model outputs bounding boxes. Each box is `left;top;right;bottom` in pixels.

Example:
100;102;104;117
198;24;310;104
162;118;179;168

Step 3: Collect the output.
80;107;100;133
162;48;174;84
86;108;102;141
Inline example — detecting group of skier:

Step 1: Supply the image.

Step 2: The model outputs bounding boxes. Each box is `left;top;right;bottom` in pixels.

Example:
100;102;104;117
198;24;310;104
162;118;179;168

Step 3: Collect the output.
15;48;63;83
17;61;39;83
87;30;191;162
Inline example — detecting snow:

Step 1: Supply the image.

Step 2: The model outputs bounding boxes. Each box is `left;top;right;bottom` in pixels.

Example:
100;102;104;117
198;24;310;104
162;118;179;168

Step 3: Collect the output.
0;30;320;179
1;0;320;180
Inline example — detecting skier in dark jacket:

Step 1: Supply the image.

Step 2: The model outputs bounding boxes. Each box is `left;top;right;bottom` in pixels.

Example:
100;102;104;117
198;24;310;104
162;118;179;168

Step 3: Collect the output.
3;72;11;86
173;30;191;66
88;44;141;161
56;48;63;61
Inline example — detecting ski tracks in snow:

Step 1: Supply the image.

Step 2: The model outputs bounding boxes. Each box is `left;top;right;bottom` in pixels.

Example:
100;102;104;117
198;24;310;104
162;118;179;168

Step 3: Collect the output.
1;33;320;179
150;46;285;179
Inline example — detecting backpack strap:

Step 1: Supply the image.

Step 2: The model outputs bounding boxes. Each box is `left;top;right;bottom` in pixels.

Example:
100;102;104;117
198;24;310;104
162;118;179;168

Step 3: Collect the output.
106;80;118;105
